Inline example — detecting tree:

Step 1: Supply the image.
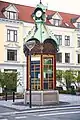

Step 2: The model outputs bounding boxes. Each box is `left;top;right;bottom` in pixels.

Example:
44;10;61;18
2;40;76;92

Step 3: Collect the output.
0;71;20;92
56;70;62;83
56;70;66;87
0;71;6;88
4;72;17;92
56;70;63;85
63;70;75;90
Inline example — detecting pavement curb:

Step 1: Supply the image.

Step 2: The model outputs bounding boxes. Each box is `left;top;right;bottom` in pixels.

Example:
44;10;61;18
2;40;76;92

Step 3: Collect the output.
0;104;80;116
0;101;80;111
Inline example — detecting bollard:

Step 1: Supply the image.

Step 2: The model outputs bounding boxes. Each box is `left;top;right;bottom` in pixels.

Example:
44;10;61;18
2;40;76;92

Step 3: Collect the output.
24;90;27;104
5;92;7;101
13;92;15;102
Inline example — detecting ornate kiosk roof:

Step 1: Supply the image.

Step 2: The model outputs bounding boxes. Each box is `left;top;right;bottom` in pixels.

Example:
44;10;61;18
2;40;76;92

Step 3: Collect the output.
23;2;59;56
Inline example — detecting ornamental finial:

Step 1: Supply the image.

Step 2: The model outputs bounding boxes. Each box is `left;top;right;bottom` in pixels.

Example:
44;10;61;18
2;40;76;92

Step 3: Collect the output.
40;0;42;4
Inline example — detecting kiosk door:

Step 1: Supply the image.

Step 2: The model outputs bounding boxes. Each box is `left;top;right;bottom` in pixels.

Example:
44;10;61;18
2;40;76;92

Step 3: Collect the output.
43;57;54;90
31;57;40;90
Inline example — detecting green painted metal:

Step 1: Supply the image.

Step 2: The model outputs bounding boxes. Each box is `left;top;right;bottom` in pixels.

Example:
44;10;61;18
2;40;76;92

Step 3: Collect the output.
24;2;59;51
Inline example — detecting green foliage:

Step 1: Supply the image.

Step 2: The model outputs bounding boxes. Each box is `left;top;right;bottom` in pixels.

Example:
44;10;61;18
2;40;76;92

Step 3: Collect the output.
4;72;17;91
56;69;80;94
0;71;6;88
63;70;75;90
56;69;80;90
63;70;73;82
59;90;71;94
56;70;62;82
0;71;20;92
56;70;66;88
59;89;76;95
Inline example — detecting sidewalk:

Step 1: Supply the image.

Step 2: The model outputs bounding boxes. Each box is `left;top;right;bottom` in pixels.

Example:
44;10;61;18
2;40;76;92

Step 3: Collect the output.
0;94;80;111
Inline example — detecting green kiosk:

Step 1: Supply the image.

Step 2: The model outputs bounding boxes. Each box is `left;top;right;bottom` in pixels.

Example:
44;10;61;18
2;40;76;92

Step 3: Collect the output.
23;1;59;107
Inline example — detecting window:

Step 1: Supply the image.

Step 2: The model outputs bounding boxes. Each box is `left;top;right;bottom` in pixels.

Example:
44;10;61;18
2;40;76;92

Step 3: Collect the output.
65;35;70;46
65;53;70;63
54;35;62;45
77;37;80;47
7;29;17;42
56;53;62;63
43;58;53;90
31;60;40;90
77;22;80;29
7;11;17;20
7;49;17;61
78;54;80;63
53;19;61;26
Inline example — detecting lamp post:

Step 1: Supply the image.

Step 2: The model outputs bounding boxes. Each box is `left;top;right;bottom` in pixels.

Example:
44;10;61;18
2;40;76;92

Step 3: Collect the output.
4;85;7;101
26;40;36;108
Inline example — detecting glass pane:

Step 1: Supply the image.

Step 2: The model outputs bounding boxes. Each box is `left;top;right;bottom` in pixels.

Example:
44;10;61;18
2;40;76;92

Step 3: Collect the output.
31;65;34;71
43;57;53;90
44;58;52;64
49;80;53;89
44;83;48;89
10;31;14;41
31;59;40;90
35;65;40;70
31;72;34;78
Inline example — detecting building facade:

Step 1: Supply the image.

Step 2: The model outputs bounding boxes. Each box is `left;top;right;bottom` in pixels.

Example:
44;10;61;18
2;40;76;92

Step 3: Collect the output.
0;1;80;92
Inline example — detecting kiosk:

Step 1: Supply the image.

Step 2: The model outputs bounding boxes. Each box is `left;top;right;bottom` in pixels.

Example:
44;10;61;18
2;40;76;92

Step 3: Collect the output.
23;1;59;106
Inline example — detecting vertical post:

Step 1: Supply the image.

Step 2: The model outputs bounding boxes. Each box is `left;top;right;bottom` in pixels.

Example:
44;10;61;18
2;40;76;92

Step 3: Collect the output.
5;92;7;101
13;91;15;102
53;54;56;89
41;55;43;90
26;56;29;90
29;51;32;108
4;86;7;101
25;40;35;108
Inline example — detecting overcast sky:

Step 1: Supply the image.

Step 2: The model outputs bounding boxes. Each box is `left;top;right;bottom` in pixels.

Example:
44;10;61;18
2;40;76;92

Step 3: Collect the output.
1;0;80;15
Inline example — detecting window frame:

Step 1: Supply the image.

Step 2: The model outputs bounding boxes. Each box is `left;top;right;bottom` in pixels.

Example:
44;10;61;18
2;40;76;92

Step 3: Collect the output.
78;54;80;63
53;19;61;26
56;53;62;63
77;36;80;47
65;35;70;46
43;57;53;90
7;29;17;42
7;49;17;61
7;11;17;20
65;53;70;63
77;22;80;29
54;34;62;45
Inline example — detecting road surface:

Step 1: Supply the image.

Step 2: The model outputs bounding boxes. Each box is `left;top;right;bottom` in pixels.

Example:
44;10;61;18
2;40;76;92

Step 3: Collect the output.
0;105;80;120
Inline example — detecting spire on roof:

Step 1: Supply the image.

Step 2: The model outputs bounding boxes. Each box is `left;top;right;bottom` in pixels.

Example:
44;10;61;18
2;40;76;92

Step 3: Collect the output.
40;0;42;4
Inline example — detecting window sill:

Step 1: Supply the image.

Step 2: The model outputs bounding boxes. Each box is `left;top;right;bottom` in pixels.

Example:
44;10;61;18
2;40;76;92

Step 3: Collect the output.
6;41;19;43
4;61;20;63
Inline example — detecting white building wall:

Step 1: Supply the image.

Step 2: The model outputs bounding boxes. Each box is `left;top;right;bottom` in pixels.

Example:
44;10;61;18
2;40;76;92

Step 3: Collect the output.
0;19;27;93
0;18;80;92
47;25;80;72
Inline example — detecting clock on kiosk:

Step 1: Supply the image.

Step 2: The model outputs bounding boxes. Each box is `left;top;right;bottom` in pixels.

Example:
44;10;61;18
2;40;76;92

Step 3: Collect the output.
35;8;43;18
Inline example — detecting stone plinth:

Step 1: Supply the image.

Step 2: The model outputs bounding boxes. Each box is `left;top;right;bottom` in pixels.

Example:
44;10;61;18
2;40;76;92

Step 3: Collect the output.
24;90;59;105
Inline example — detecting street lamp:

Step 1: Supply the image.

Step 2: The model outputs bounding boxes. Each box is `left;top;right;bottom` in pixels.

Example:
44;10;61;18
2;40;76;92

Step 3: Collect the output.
26;40;36;108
